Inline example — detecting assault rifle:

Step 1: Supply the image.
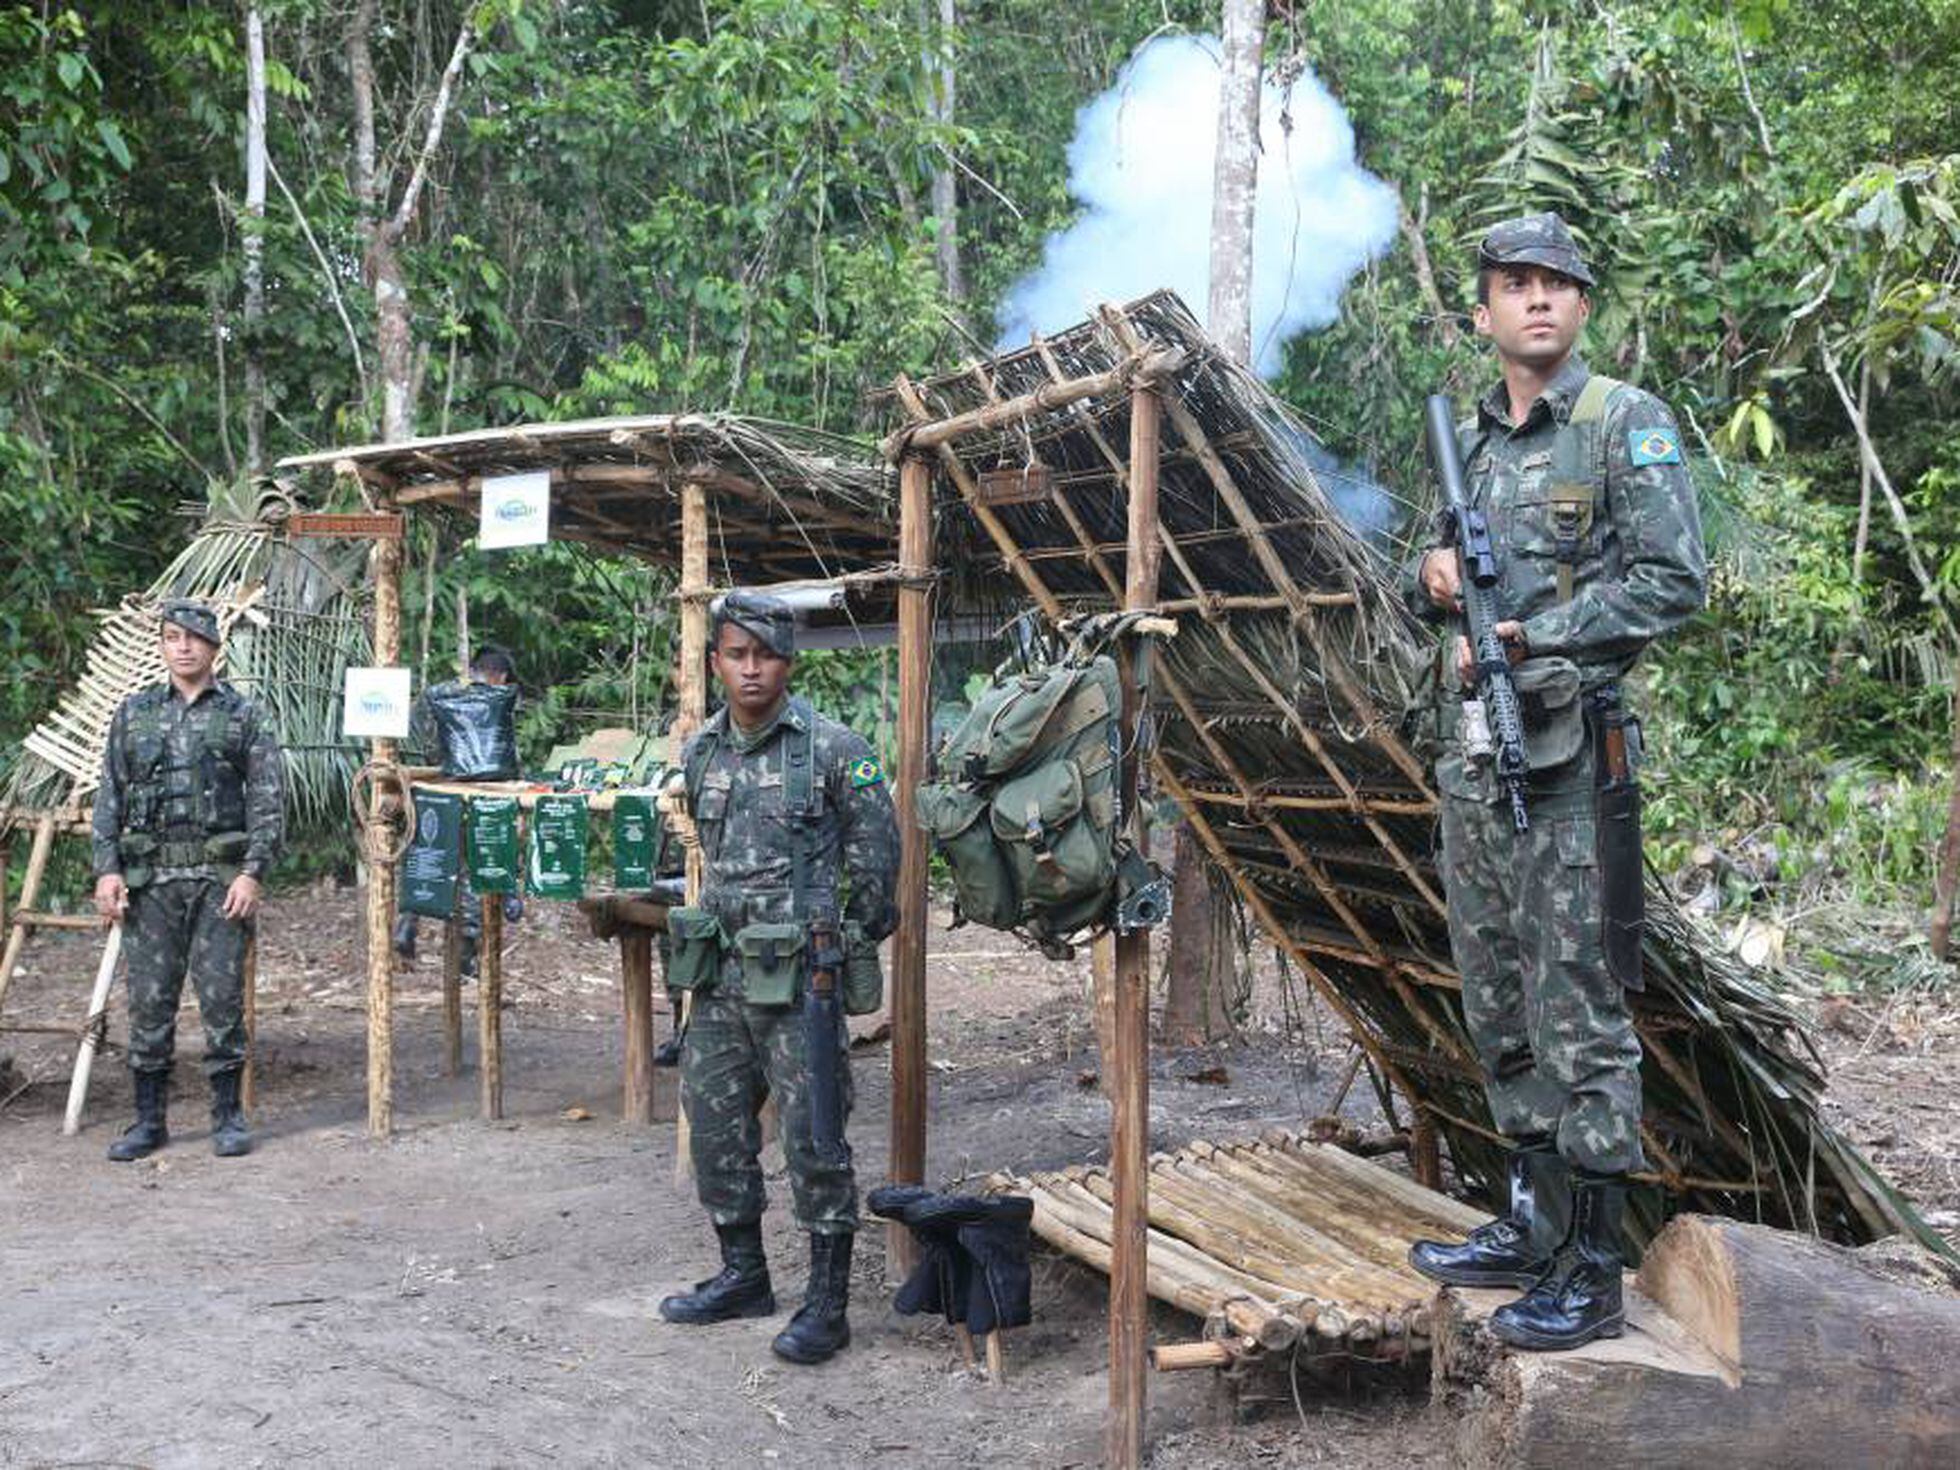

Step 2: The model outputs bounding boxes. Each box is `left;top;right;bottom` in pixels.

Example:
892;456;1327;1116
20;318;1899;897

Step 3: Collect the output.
1424;394;1530;832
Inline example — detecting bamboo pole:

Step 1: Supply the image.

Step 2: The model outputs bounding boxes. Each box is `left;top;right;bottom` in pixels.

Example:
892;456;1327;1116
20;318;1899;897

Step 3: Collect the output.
888;454;933;1279
882;348;1181;456
1108;380;1162;1470
0;814;57;1021
674;480;709;1184
479;892;504;1120
1151;1340;1240;1372
620;929;654;1124
62;923;123;1135
365;524;403;1137
1178;784;1433;817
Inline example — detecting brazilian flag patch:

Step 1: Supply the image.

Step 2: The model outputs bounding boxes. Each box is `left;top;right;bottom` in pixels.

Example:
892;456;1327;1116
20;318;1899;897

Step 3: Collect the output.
1628;426;1683;466
850;756;885;788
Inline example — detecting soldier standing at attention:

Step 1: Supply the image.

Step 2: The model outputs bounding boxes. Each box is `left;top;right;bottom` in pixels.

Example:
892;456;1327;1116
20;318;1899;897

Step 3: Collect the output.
92;598;284;1160
1403;214;1706;1349
657;591;899;1365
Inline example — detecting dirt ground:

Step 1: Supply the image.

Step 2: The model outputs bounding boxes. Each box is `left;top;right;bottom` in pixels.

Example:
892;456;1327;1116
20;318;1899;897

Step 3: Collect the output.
1;885;1954;1468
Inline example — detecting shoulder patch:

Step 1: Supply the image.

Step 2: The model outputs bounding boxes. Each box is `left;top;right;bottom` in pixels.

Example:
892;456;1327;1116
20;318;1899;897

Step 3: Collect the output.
849;756;885;789
1628;426;1682;466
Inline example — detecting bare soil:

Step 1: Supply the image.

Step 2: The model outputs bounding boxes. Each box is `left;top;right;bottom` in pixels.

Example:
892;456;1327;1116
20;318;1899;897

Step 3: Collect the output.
0;886;1952;1468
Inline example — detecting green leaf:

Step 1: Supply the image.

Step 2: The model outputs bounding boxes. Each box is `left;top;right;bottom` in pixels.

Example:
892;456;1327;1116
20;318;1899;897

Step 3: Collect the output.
94;120;131;171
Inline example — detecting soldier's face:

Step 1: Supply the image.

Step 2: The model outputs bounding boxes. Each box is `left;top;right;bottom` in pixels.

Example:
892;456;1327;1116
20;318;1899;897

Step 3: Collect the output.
712;624;792;723
160;622;218;682
1474;266;1590;370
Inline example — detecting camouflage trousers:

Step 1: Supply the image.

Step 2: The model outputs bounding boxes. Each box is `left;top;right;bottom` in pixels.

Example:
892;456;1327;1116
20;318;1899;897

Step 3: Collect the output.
681;985;857;1233
1439;785;1645;1174
124;877;249;1078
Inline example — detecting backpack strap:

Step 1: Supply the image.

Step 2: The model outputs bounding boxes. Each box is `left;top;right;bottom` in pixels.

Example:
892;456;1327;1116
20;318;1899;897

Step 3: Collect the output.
784;698;817;923
1550;374;1625;602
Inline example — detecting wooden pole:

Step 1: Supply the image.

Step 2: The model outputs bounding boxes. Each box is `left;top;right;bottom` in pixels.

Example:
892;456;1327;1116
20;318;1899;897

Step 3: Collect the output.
479;892;503;1119
674;480;709;1183
62;924;123;1136
0;814;56;1021
366;528;404;1137
441;898;463;1079
241;924;259;1112
1108;381;1162;1470
620;929;654;1124
889;453;933;1278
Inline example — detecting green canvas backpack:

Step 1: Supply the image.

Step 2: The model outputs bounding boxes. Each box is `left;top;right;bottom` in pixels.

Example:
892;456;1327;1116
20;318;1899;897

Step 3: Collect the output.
917;619;1165;952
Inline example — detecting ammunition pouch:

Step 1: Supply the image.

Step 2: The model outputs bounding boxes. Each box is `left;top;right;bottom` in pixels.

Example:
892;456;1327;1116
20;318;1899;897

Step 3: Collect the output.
733;921;806;1007
666;906;727;992
841;919;883;1017
1588;688;1645;991
1512;657;1586;772
118;831;158;891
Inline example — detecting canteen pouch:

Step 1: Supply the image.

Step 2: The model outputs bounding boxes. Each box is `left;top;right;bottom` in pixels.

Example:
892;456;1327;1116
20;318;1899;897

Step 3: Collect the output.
666;906;726;992
1512;656;1586;772
841;919;883;1016
917;783;1019;929
734;922;807;1007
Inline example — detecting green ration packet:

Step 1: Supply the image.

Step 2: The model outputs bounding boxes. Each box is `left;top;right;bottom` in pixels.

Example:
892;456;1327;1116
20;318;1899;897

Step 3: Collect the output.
467;795;522;894
613;792;657;889
401;790;462;919
528;793;589;900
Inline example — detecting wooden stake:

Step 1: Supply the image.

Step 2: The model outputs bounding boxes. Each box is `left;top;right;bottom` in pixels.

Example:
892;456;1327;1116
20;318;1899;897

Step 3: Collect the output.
241;924;259;1113
0;814;57;1022
365;529;404;1138
889;453;933;1279
1150;1340;1239;1372
1108;381;1162;1470
441;905;463;1079
620;929;654;1124
62;923;123;1136
479;892;504;1120
674;480;708;1184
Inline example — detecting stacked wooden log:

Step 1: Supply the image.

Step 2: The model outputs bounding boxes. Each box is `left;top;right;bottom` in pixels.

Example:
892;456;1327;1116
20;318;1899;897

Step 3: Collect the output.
996;1129;1490;1362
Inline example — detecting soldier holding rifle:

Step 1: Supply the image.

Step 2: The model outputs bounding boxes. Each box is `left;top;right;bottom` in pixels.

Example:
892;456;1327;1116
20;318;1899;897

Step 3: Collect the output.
1404;214;1706;1350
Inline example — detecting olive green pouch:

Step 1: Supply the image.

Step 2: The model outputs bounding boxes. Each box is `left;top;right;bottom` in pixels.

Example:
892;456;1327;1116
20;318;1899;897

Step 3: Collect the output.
666;906;727;991
1513;656;1586;771
118;831;157;892
841;919;883;1016
734;921;806;1007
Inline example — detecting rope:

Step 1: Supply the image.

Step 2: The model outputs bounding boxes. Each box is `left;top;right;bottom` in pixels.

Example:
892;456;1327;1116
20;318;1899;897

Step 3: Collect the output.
349;759;417;866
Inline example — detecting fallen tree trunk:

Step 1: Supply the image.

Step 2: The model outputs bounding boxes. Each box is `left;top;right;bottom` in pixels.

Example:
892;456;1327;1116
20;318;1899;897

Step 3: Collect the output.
1435;1214;1960;1467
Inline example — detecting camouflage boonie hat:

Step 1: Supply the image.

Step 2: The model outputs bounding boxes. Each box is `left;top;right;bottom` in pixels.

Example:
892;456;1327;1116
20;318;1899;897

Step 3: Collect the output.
711;589;796;658
1478;211;1596;288
158;597;221;647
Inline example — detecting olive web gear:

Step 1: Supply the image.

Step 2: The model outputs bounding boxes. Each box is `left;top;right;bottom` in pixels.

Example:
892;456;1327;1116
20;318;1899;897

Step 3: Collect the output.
916;615;1167;956
116;691;254;888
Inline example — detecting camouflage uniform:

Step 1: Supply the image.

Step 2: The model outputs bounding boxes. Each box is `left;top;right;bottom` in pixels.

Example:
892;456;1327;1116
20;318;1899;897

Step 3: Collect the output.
678;696;899;1233
1405;351;1706;1175
92;679;284;1077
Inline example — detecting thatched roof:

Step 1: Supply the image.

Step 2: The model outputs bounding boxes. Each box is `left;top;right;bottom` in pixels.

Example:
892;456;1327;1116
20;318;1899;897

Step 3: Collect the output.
277;414;895;588
899;290;1936;1254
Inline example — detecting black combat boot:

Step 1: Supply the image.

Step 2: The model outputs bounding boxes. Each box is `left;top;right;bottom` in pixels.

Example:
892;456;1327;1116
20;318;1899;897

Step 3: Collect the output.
210;1067;253;1157
1410;1140;1568;1288
106;1070;170;1161
392;913;419;961
1490;1171;1628;1350
771;1230;853;1365
658;1222;775;1324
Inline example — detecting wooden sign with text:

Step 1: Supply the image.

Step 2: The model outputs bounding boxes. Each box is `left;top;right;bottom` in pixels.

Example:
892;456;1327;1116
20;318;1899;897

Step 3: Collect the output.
289;512;405;540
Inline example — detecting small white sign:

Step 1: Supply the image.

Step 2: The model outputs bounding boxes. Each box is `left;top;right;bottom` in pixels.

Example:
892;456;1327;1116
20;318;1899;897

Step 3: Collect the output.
478;470;552;549
343;666;412;739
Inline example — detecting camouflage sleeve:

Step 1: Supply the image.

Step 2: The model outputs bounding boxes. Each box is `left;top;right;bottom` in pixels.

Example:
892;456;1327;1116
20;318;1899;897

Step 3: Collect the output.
242;701;285;880
90;701;129;878
1517;393;1707;661
831;731;900;943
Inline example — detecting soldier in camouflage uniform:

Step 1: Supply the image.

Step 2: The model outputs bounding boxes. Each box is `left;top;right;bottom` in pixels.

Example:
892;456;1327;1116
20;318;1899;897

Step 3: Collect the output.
1403;214;1706;1350
657;591;899;1366
92;598;284;1160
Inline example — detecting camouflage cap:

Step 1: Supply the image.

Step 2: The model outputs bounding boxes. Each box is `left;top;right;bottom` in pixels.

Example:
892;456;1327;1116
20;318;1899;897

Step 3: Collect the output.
1477;211;1596;288
711;589;796;658
158;597;221;647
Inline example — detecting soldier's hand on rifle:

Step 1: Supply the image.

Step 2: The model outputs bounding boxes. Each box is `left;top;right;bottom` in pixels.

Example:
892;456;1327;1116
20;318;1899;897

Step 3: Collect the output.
222;873;262;922
1420;548;1464;612
93;873;127;921
1455;623;1529;686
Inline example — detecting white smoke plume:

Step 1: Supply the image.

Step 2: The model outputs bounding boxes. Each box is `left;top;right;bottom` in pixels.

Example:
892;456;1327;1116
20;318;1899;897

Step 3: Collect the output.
994;34;1399;378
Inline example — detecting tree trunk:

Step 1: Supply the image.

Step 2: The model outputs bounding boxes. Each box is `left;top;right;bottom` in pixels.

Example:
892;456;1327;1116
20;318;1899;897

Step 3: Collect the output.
1159;824;1239;1043
242;5;268;474
1932;680;1960;960
1206;0;1263;363
1434;1214;1960;1468
925;0;963;303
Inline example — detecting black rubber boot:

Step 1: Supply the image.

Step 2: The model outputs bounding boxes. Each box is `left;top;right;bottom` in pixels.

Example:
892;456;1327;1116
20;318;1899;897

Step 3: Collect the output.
771;1231;853;1365
658;1222;775;1324
1490;1172;1628;1350
1410;1140;1566;1288
210;1067;253;1157
107;1071;170;1161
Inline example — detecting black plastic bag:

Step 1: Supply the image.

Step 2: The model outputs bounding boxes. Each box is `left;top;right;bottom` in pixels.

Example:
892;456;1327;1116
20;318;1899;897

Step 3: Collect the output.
426;681;520;781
